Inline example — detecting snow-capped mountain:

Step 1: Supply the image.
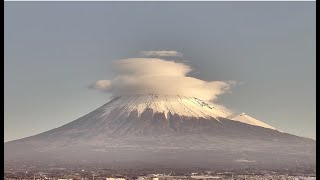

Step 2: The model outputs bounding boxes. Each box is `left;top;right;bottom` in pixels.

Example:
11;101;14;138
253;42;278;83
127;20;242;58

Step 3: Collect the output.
4;95;315;170
99;95;276;131
101;95;231;120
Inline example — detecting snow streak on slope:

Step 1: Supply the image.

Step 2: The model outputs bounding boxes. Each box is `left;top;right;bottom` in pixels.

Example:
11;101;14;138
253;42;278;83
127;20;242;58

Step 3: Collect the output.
227;113;278;131
100;95;231;120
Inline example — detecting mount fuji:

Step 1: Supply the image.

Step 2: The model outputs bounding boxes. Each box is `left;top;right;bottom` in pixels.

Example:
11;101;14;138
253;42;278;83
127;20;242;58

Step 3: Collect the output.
4;95;316;170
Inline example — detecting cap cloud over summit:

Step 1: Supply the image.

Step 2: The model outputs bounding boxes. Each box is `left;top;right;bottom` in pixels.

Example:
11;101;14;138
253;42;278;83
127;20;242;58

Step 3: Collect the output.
90;52;236;102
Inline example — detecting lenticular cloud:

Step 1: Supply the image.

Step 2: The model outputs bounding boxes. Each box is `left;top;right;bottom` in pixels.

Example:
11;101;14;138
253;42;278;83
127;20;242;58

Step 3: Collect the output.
90;52;235;102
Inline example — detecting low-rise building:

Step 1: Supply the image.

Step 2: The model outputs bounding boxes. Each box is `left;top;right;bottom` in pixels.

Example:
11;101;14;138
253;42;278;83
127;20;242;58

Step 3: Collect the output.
106;177;126;180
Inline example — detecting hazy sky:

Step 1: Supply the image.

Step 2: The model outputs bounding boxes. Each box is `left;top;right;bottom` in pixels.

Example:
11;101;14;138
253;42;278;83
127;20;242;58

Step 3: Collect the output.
4;2;316;142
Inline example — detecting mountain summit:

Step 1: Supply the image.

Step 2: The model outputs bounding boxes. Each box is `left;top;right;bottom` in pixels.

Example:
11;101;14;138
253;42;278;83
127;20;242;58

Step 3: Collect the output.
99;95;276;130
4;95;315;170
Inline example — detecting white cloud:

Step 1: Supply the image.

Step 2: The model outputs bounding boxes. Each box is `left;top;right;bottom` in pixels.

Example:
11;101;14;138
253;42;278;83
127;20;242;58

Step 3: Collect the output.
139;51;183;58
90;57;235;103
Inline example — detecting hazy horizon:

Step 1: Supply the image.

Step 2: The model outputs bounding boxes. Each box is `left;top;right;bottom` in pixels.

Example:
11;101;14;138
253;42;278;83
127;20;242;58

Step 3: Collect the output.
4;2;316;142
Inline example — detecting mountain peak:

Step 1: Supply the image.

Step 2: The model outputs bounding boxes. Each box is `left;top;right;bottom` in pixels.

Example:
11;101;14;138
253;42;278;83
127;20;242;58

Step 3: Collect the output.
227;112;278;131
101;94;231;120
97;94;277;131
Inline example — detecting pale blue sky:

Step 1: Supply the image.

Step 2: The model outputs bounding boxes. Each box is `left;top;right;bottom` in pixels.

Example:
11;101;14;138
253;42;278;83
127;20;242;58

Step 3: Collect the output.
4;2;316;142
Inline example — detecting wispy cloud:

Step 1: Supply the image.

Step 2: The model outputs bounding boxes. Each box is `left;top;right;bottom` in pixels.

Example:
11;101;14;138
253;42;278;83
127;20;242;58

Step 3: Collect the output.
88;80;111;91
139;50;183;58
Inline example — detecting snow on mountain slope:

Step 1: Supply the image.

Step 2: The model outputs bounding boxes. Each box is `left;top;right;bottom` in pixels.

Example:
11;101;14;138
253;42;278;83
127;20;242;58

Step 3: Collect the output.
98;95;277;131
227;113;278;131
100;95;232;120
